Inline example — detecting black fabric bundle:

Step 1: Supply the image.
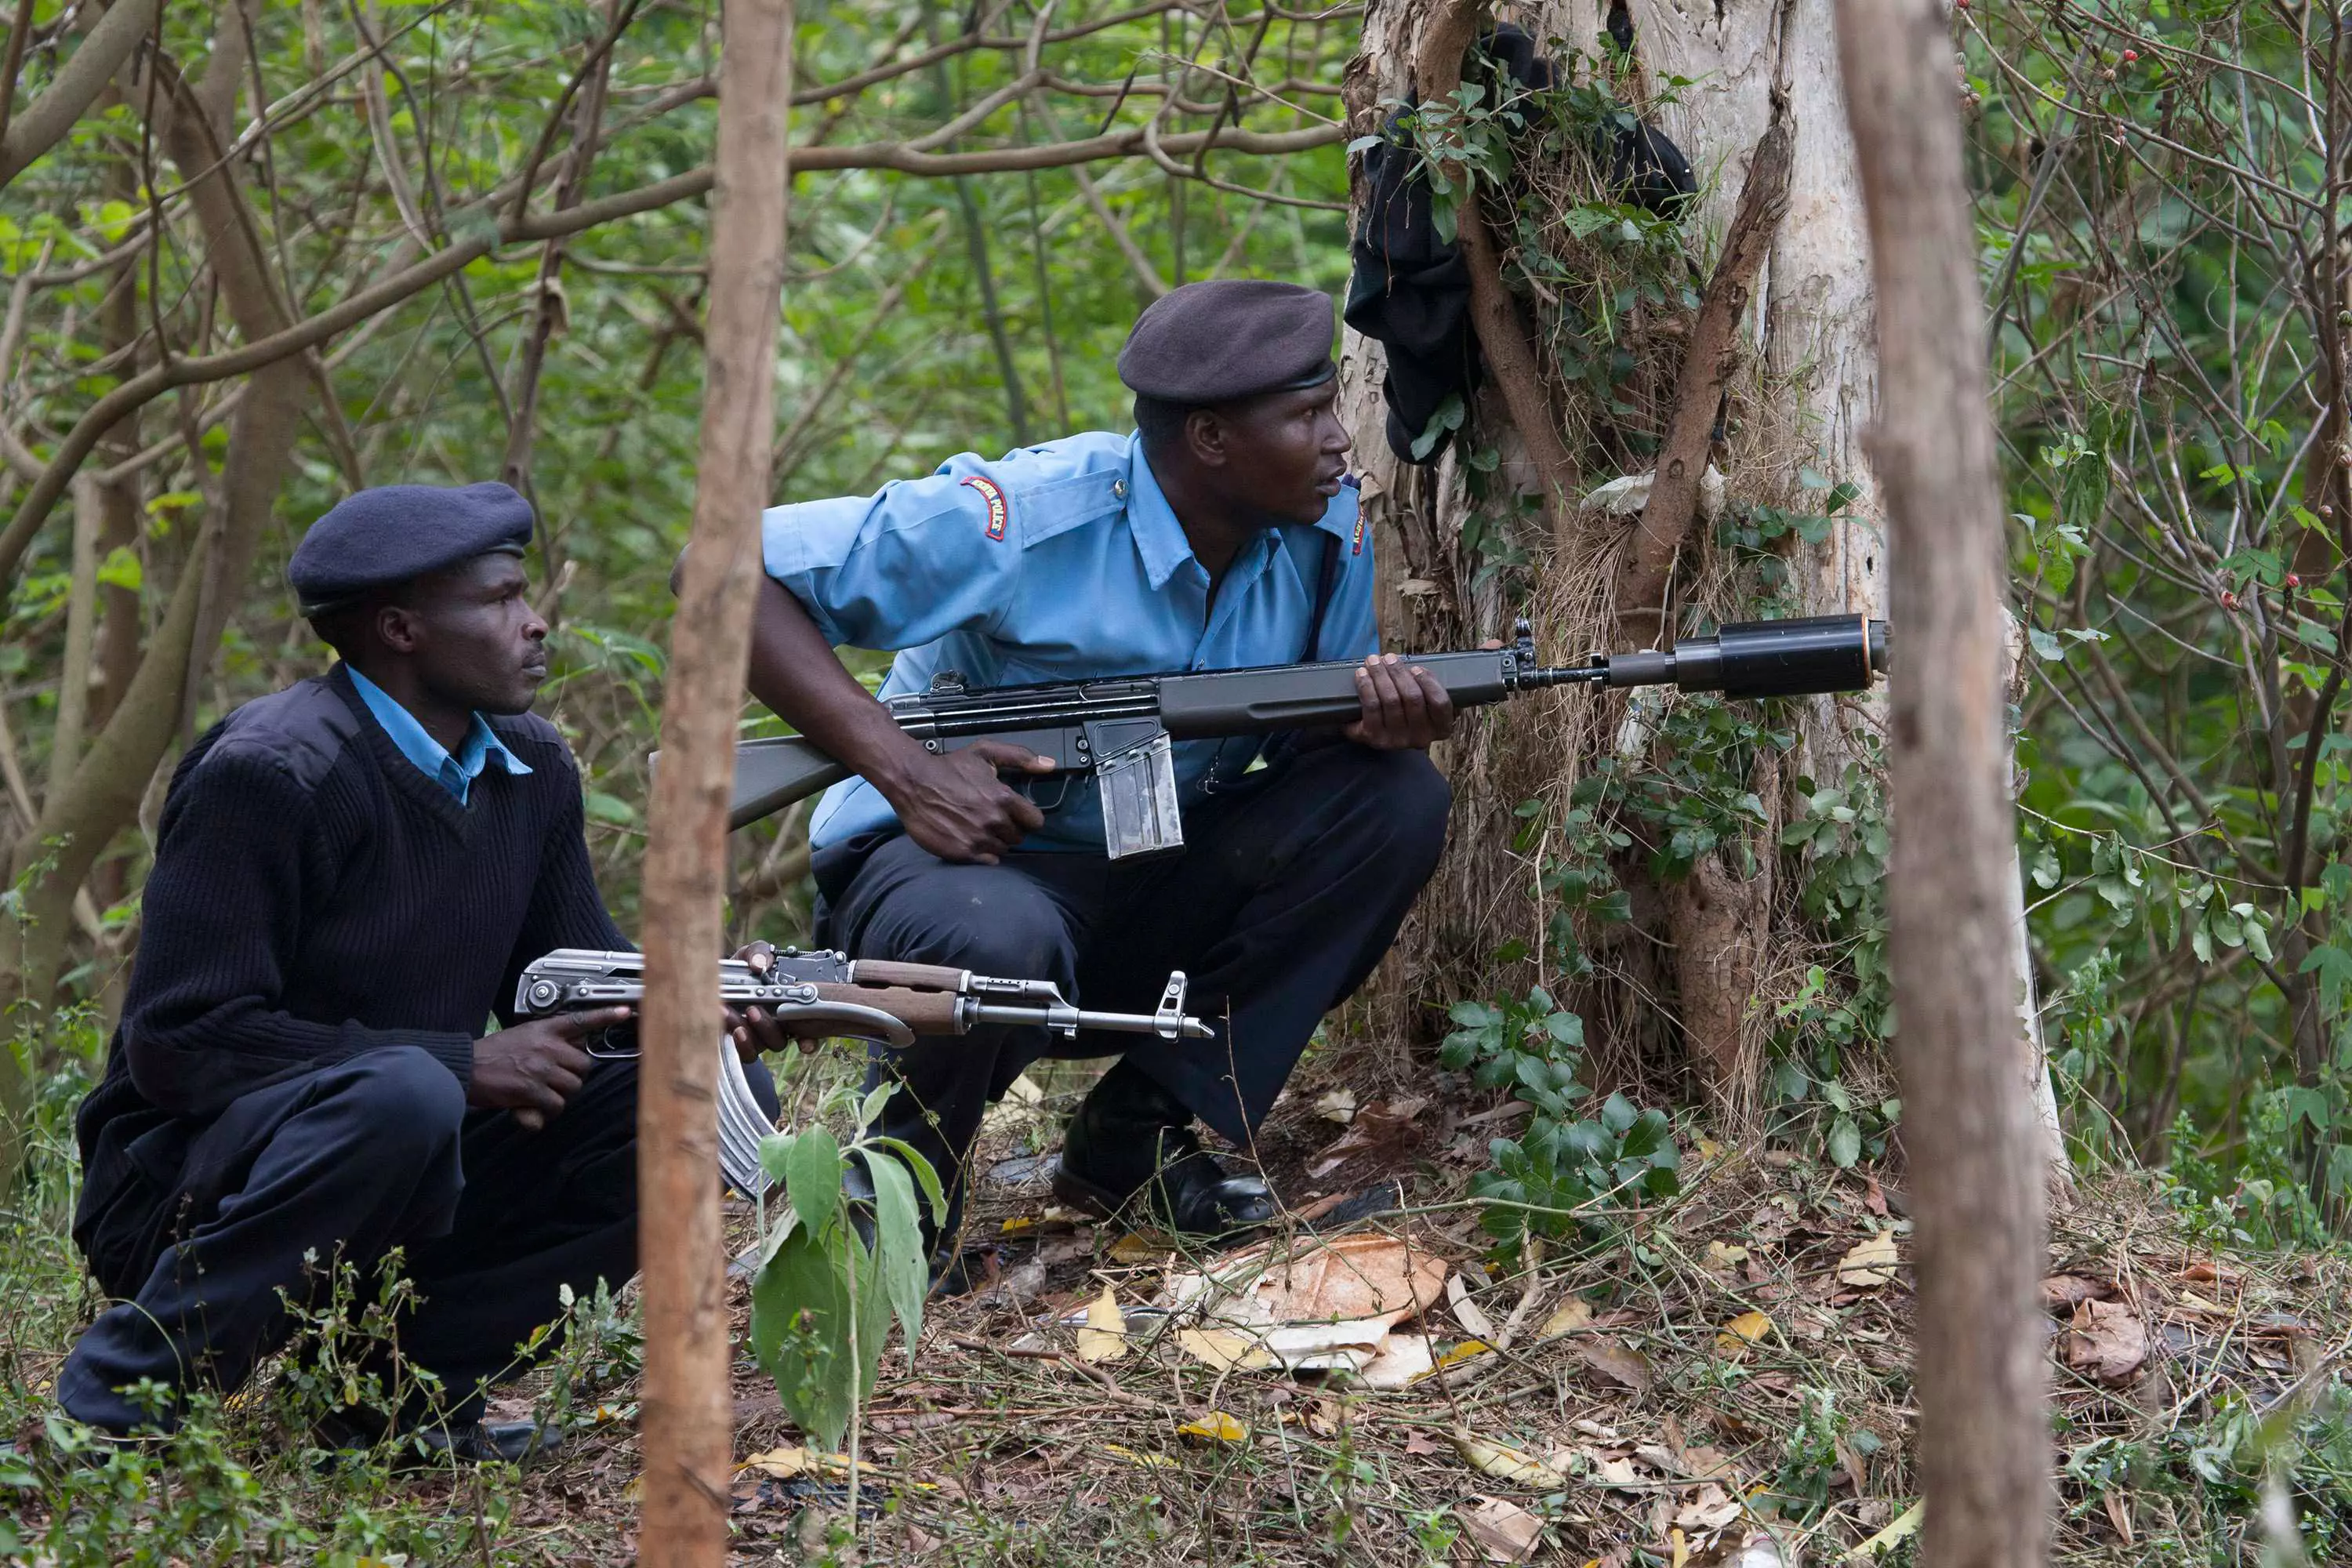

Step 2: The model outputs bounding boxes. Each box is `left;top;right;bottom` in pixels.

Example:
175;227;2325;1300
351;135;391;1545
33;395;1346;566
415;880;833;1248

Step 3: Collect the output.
1343;25;1697;464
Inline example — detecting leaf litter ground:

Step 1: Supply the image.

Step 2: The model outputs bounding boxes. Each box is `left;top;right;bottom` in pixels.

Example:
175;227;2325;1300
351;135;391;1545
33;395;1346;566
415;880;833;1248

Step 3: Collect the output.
8;1051;2349;1564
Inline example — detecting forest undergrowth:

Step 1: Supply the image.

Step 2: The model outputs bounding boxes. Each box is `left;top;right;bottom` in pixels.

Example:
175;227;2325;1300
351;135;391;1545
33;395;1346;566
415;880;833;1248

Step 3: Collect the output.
4;1007;2350;1566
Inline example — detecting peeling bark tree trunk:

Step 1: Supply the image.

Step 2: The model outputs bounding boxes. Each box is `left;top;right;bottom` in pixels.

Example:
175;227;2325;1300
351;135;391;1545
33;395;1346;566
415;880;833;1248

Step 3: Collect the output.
634;0;793;1559
1341;0;1884;1100
1835;0;2050;1558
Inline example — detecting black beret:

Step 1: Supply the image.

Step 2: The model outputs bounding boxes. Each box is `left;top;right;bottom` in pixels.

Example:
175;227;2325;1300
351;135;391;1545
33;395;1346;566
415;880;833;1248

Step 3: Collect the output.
1117;279;1337;405
288;481;535;615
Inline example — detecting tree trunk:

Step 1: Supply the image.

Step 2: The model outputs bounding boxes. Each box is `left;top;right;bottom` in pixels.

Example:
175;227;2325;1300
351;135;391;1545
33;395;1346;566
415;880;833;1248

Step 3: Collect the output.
1341;0;1884;1101
634;0;793;1559
1835;0;2050;1562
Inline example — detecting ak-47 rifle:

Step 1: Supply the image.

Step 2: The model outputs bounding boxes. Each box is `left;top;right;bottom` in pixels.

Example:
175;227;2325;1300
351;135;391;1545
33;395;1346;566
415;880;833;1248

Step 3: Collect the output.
724;614;1889;856
511;947;1211;1196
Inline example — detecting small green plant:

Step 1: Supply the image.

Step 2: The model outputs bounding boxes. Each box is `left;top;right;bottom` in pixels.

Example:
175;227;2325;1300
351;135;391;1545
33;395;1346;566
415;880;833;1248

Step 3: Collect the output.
748;1082;941;1452
1441;988;1679;1240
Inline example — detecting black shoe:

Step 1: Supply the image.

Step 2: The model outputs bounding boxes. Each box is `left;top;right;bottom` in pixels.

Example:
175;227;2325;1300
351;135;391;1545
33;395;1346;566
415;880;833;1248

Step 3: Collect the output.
1052;1069;1274;1236
842;1160;990;1298
313;1407;562;1468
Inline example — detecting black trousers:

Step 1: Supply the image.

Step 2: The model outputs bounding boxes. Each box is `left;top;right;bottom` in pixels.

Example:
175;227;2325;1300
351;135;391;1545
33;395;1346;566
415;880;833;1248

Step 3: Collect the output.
814;742;1451;1243
61;1046;768;1435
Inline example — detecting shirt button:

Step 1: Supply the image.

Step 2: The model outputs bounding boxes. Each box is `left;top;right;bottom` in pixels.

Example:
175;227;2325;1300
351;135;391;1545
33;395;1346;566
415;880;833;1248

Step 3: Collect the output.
1112;479;1128;499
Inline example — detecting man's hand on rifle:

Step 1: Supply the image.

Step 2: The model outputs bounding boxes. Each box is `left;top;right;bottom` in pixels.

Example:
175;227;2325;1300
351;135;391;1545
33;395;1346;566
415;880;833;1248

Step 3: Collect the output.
882;740;1057;866
1346;652;1460;750
727;941;816;1057
473;1006;630;1132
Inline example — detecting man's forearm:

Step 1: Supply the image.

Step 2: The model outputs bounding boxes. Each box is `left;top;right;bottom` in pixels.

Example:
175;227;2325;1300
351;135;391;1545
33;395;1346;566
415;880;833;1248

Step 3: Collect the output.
744;575;930;797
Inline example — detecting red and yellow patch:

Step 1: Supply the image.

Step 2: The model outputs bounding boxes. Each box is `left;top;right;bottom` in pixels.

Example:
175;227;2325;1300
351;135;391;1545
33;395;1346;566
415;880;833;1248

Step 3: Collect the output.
962;474;1010;542
1350;514;1368;556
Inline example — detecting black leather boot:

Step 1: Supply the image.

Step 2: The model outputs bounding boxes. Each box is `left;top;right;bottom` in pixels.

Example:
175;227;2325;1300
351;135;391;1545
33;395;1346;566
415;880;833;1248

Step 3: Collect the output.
1051;1061;1275;1236
312;1405;562;1468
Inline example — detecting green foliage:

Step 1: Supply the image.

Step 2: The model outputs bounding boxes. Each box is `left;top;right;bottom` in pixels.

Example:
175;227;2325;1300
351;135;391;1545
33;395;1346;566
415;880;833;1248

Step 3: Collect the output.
747;1083;942;1452
1441;988;1679;1240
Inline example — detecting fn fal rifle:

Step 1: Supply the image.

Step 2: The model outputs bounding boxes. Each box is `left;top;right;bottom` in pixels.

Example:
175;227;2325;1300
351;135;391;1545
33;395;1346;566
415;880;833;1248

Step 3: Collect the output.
512;947;1211;1196
724;614;1889;857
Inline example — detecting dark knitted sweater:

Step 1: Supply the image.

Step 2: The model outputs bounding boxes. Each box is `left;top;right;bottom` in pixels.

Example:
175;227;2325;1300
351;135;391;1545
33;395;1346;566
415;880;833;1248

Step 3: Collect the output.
72;664;625;1223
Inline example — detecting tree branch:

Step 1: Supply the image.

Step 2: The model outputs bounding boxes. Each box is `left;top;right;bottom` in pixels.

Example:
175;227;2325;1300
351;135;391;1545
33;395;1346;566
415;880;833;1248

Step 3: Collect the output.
1411;0;1579;547
0;0;165;191
1614;91;1795;646
0;118;1339;593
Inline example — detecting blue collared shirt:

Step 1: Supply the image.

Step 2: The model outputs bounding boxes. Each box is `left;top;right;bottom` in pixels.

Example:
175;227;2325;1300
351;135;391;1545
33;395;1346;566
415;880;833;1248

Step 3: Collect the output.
346;664;534;807
762;430;1377;851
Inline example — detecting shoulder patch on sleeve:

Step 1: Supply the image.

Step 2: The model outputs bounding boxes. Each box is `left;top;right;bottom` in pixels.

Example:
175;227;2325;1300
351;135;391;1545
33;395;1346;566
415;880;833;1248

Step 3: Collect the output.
486;709;568;758
1351;514;1368;556
203;677;363;792
960;474;1010;542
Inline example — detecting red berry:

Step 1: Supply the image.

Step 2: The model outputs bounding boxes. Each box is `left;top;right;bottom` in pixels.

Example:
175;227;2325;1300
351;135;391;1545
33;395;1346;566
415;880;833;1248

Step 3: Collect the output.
2122;49;2138;61
2222;590;2240;609
2288;573;2303;589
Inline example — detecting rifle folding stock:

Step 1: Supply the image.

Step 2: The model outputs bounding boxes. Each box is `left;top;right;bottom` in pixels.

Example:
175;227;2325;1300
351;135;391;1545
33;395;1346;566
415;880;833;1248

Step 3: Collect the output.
725;615;1889;851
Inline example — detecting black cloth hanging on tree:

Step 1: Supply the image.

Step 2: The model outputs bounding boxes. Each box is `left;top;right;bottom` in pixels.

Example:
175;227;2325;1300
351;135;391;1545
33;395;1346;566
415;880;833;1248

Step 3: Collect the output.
1343;23;1697;464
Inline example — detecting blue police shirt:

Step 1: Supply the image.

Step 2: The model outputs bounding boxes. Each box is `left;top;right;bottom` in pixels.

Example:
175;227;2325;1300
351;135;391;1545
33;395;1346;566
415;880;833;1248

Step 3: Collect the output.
345;664;533;807
761;430;1378;851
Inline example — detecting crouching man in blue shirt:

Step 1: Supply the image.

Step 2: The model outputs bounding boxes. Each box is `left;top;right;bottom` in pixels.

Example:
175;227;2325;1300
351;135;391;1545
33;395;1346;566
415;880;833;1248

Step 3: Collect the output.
744;281;1454;1272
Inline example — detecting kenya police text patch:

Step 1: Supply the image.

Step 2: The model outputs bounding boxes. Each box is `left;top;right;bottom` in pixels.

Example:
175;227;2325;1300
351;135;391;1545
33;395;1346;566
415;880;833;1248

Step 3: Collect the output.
962;475;1010;542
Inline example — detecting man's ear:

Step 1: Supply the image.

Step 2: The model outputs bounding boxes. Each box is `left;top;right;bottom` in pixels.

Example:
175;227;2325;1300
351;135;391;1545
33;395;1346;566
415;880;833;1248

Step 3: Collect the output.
1184;408;1231;469
375;602;425;655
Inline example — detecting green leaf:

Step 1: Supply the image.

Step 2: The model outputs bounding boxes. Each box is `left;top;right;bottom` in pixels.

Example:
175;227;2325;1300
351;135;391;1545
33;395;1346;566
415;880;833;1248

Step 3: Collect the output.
2027;627;2065;662
1828;1116;1862;1168
1599;1091;1637;1136
866;1135;946;1220
749;1221;889;1453
94;546;142;593
759;1131;797;1185
862;1149;929;1346
785;1124;843;1239
583;791;637;826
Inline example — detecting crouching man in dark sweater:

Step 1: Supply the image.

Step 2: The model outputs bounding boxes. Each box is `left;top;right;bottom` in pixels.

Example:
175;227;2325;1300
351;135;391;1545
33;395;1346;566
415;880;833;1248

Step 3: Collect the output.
58;481;771;1463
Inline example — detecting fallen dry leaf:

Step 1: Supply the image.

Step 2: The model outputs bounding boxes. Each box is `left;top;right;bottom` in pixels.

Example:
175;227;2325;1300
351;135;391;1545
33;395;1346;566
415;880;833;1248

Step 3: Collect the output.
1307;1097;1429;1178
1715;1310;1772;1359
1109;1232;1163;1265
2039;1273;2118;1311
1359;1331;1438;1390
1175;1327;1276;1373
1314;1087;1359;1123
1451;1429;1567;1489
1457;1494;1545;1563
1703;1240;1751;1276
1673;1482;1742;1534
1448;1275;1499;1341
739;1446;850;1480
1576;1338;1653;1392
1837;1231;1900;1289
2061;1299;2149;1385
1076;1284;1130;1364
1167;1231;1448;1330
1102;1443;1177;1470
1534;1296;1594;1341
1849;1499;1922;1559
1403;1429;1445;1456
1177;1411;1250;1446
2101;1488;2133;1545
1588;1451;1642;1490
1305;1399;1343;1437
1862;1174;1888;1216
